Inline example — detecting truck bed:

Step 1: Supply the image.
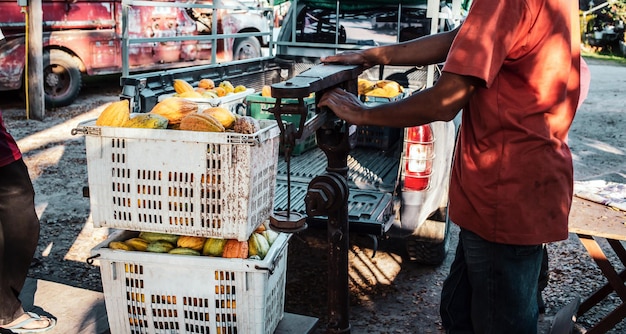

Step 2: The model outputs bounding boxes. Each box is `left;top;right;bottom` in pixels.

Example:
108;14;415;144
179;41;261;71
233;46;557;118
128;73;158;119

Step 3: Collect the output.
274;143;400;235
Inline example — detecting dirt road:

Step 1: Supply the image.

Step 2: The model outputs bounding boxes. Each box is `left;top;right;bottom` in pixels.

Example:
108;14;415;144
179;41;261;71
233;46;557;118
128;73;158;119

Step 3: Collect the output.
0;59;625;333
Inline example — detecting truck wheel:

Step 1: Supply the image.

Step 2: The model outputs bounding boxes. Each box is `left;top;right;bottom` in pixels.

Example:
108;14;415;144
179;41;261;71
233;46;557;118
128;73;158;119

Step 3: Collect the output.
405;213;451;266
233;36;261;60
43;50;82;108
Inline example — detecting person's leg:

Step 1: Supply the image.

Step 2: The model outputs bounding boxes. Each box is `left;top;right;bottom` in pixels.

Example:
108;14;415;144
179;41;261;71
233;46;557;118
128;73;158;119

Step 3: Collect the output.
462;228;543;334
0;159;41;325
440;228;474;334
537;244;549;314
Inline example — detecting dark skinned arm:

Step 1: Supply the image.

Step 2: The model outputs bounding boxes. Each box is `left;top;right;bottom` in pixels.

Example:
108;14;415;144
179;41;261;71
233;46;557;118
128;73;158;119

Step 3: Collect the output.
321;27;460;68
318;26;478;127
318;71;480;127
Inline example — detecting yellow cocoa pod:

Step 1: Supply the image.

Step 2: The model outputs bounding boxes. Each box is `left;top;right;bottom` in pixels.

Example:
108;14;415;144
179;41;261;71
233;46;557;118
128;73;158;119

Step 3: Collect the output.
124;113;169;129
214;87;227;97
202;106;236;129
178;91;203;98
168;247;201;256
234;85;247;93
109;241;134;251
149;97;198;125
357;78;375;95
202;238;228;256
173;79;195;94
198;78;215;90
233;116;260;134
222;239;249;259
177;236;207;251
202;90;219;99
261;85;272;97
179;113;225;132
138;231;180;244
248;232;270;260
218;80;235;94
146;240;175;253
96;100;131;127
124;237;149;251
364;87;388;97
375;80;403;95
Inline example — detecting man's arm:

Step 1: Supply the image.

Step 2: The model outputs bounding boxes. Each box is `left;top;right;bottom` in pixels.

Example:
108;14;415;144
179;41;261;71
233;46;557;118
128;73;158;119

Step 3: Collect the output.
318;71;480;127
321;27;460;68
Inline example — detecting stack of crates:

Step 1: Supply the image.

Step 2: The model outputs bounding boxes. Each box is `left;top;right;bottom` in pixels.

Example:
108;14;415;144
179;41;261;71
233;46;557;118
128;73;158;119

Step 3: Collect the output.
78;116;288;334
245;92;318;156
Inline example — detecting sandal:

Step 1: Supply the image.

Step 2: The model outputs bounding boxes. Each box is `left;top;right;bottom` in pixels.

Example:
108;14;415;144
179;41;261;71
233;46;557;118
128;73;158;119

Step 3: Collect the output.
0;312;56;333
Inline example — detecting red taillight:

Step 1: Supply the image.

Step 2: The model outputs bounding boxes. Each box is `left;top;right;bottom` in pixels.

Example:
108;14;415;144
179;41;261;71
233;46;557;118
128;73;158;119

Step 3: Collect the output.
402;125;435;191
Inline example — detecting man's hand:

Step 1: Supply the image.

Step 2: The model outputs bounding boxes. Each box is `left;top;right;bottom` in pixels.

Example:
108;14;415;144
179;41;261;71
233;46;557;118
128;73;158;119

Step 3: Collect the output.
321;51;377;69
317;88;369;125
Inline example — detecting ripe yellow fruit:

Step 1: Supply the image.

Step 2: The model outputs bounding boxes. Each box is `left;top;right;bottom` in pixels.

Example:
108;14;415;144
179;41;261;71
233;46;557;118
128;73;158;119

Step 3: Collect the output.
357;78;375;95
198;78;215;90
109;241;134;251
214;87;227;97
173;79;195;94
234;85;247;93
178;91;204;98
179;113;226;132
123;113;169;129
219;81;235;94
177;235;207;251
96;100;131;127
124;237;149;251
202;106;237;129
149;97;199;125
261;85;272;97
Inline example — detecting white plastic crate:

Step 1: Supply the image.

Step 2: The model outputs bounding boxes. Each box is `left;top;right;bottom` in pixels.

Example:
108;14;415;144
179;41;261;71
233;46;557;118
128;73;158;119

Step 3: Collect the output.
91;229;289;334
75;119;280;241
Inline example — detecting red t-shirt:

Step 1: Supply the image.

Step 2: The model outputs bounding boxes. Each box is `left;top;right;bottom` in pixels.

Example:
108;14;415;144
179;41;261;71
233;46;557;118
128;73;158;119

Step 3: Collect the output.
443;0;581;244
0;111;22;167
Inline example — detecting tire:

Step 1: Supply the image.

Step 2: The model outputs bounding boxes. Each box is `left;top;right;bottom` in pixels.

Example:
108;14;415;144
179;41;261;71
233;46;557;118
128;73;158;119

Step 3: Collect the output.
405;211;451;266
233;36;262;60
43;50;82;108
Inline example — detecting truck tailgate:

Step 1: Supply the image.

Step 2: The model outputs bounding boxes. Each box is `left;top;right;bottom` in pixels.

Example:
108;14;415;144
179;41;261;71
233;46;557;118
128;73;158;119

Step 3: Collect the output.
274;146;400;235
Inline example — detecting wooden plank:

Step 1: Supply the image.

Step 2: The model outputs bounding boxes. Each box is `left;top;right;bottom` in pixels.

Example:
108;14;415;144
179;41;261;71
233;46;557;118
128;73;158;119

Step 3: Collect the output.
569;197;626;240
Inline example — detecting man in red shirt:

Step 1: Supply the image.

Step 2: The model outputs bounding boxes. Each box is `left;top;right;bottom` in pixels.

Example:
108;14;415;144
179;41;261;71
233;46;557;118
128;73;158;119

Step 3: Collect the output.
318;0;582;332
0;111;56;332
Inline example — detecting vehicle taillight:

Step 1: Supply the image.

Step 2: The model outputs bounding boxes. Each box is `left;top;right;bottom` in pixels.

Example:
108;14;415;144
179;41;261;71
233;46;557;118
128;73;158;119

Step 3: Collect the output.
402;125;435;191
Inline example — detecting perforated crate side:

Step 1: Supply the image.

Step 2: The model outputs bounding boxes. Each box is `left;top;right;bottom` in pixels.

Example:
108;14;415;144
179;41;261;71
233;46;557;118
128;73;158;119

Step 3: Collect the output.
93;230;288;334
82;121;280;241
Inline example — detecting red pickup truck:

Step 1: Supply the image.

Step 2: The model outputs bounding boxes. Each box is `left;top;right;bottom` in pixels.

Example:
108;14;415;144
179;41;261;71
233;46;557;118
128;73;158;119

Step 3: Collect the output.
0;0;272;107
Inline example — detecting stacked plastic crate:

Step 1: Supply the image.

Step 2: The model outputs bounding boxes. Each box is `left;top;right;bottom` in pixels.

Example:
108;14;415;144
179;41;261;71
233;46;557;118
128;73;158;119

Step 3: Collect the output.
78;117;286;334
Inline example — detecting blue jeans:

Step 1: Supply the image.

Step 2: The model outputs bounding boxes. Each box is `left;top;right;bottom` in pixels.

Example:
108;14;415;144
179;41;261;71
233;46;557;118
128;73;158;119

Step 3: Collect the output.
440;228;543;334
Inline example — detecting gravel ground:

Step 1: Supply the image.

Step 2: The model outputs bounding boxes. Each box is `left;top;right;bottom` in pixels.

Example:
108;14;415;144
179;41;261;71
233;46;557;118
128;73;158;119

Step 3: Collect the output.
0;58;625;333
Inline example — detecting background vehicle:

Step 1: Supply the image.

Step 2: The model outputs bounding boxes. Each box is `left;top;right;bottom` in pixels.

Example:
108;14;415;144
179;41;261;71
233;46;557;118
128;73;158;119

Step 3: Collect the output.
0;0;272;107
119;0;465;265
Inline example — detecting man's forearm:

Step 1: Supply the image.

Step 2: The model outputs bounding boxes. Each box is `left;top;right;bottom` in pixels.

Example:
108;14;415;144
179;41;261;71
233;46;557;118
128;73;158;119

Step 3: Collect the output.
365;27;459;67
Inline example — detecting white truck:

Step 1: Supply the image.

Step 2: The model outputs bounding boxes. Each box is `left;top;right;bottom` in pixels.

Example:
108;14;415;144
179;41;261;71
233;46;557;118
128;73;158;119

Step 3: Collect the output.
119;0;465;266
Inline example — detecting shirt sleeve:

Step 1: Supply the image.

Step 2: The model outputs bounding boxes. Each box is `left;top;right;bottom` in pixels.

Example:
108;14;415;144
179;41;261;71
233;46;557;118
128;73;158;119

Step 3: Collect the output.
443;0;530;87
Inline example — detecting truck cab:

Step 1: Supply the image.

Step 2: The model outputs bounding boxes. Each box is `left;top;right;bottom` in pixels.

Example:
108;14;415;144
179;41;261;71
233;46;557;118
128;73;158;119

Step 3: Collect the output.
0;0;272;107
118;0;466;265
